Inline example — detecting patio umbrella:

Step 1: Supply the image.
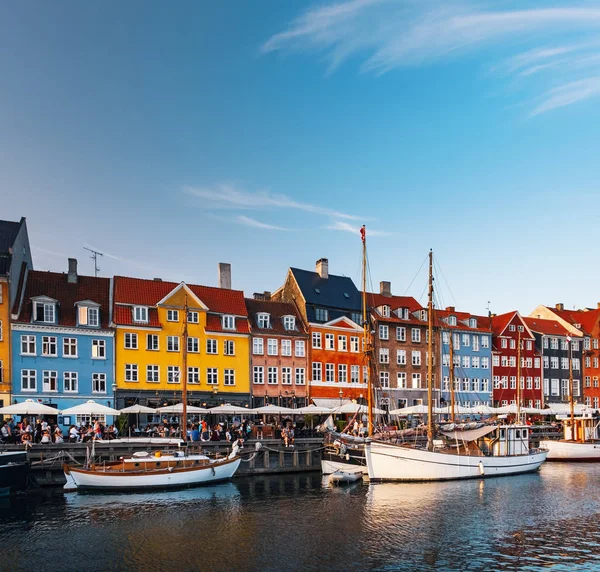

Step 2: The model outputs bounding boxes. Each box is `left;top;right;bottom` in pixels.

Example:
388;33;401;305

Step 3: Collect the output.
61;400;121;416
208;404;251;415
389;404;429;415
333;402;386;415
470;404;499;415
119;404;156;414
434;405;473;415
0;399;59;416
156;403;209;414
250;404;296;415
292;404;333;415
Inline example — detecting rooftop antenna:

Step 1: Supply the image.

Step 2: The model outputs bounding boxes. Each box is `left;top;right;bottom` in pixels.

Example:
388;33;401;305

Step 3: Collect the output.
486;301;491;317
83;247;103;277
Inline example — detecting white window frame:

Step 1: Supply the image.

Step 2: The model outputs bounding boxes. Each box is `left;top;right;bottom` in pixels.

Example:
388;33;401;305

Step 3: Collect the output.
167;309;179;322
133;306;149;323
92;339;106;359
42;370;58;392
167;336;180;352
253;338;264;355
92;373;107;394
21;335;36;355
125;364;138;382
63;371;78;393
63;337;78;358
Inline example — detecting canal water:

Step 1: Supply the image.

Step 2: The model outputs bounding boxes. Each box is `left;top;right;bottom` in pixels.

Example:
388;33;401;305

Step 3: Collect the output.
1;463;600;571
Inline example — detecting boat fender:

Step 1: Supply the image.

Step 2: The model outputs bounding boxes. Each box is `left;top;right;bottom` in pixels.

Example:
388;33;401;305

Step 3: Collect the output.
478;461;485;476
168;466;174;472
255;441;263;451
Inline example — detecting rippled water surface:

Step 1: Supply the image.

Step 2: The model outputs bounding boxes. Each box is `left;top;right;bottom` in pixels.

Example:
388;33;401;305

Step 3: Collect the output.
2;464;600;571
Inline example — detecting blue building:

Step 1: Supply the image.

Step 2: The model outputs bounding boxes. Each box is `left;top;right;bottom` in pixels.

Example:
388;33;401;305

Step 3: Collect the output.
437;307;493;410
11;258;114;429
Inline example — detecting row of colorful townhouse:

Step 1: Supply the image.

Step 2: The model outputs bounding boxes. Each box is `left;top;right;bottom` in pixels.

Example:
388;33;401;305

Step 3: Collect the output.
2;217;600;430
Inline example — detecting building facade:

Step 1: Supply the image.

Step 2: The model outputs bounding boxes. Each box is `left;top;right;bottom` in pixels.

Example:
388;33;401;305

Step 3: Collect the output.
436;308;493;409
524;314;583;405
531;303;600;410
245;297;309;408
490;311;544;409
273;258;367;404
369;285;434;410
112;269;251;409
0;217;33;408
10;260;114;428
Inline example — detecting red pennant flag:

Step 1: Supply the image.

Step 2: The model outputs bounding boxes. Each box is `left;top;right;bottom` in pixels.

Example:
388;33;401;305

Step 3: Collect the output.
360;225;366;243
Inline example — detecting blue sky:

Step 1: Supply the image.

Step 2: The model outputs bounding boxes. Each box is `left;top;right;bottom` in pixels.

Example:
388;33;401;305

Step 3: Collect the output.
2;1;600;315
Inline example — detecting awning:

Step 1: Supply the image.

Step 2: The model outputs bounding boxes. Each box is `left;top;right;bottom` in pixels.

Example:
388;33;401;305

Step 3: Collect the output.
440;425;497;442
312;398;352;409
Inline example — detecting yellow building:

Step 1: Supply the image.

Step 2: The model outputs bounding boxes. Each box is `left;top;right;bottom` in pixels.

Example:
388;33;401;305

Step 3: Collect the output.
112;276;251;410
0;277;10;407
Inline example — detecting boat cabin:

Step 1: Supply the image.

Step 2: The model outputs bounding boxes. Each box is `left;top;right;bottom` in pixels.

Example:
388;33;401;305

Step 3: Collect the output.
490;425;531;456
559;414;600;442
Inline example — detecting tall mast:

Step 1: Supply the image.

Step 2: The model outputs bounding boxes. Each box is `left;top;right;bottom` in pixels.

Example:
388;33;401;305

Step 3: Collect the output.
427;250;434;451
516;330;521;425
449;331;455;423
362;225;373;436
182;294;188;442
569;336;575;441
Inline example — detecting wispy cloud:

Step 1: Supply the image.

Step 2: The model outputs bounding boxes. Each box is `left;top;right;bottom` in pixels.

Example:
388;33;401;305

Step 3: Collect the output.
263;1;600;114
531;77;600;116
235;215;290;231
326;220;391;236
184;183;363;220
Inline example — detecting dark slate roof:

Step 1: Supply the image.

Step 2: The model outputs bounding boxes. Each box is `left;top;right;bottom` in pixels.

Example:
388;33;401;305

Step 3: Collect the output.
0;219;22;276
16;270;111;329
290;267;362;323
245;298;307;336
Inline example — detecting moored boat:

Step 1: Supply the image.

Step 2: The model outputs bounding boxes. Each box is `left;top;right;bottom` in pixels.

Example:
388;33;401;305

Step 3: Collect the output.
321;432;368;475
329;469;363;485
63;449;241;491
0;450;29;496
541;413;600;461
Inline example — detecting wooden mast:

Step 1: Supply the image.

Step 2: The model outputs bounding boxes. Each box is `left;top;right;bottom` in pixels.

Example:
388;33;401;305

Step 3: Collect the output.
182;293;188;442
568;336;575;441
449;331;455;423
362;225;373;436
516;330;521;425
427;250;434;451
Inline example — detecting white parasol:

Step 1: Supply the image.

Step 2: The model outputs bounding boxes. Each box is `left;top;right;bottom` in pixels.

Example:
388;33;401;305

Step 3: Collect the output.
0;399;59;416
333;402;386;415
292;404;333;415
389;404;429;415
250;404;296;415
208;404;251;415
119;404;156;414
156;403;209;414
61;400;121;416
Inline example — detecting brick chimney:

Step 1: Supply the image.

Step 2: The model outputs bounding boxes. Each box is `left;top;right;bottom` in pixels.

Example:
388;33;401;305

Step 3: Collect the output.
380;281;391;297
218;262;231;289
446;306;455;312
556;303;564;311
253;291;272;301
316;258;328;279
68;258;78;284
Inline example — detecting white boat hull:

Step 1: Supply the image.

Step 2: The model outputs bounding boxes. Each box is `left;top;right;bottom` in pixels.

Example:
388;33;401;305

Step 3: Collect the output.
541;439;600;461
329;470;363;485
64;457;241;491
365;441;547;482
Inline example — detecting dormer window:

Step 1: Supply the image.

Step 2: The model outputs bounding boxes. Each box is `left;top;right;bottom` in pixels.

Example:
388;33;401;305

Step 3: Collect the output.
133;306;149;323
32;297;57;324
381;305;391;318
448;315;457;326
420;310;427;321
222;315;236;330
77;302;100;327
469;318;477;328
283;316;296;331
257;313;270;329
396;308;409;320
315;308;329;322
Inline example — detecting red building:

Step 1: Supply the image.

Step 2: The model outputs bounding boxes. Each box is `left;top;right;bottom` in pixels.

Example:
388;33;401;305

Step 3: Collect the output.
491;311;544;409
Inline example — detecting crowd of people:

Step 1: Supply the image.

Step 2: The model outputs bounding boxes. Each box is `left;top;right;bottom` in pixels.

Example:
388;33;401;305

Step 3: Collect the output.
0;417;119;444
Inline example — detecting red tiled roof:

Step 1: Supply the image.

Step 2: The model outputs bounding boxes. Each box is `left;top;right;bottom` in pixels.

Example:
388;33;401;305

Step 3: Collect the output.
16;270;111;328
368;293;422;312
113;305;161;328
434;309;492;332
113;276;248;316
205;314;250;334
522;316;572;337
544;306;600;336
245;298;307;336
490;311;518;336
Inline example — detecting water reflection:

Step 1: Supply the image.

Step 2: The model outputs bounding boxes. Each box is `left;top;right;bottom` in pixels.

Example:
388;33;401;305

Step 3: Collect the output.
1;465;600;571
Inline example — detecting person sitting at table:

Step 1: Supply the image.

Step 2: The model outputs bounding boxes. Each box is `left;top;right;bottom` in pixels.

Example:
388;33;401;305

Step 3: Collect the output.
54;427;64;443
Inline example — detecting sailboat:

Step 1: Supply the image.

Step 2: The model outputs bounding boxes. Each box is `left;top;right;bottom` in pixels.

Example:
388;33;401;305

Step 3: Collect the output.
321;225;375;476
540;338;600;461
364;251;548;481
64;295;241;491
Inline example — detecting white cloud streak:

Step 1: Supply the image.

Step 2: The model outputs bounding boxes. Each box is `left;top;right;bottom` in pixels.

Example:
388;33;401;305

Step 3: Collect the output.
263;1;600;114
184;183;363;220
326;220;391;236
531;77;600;116
235;215;290;231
